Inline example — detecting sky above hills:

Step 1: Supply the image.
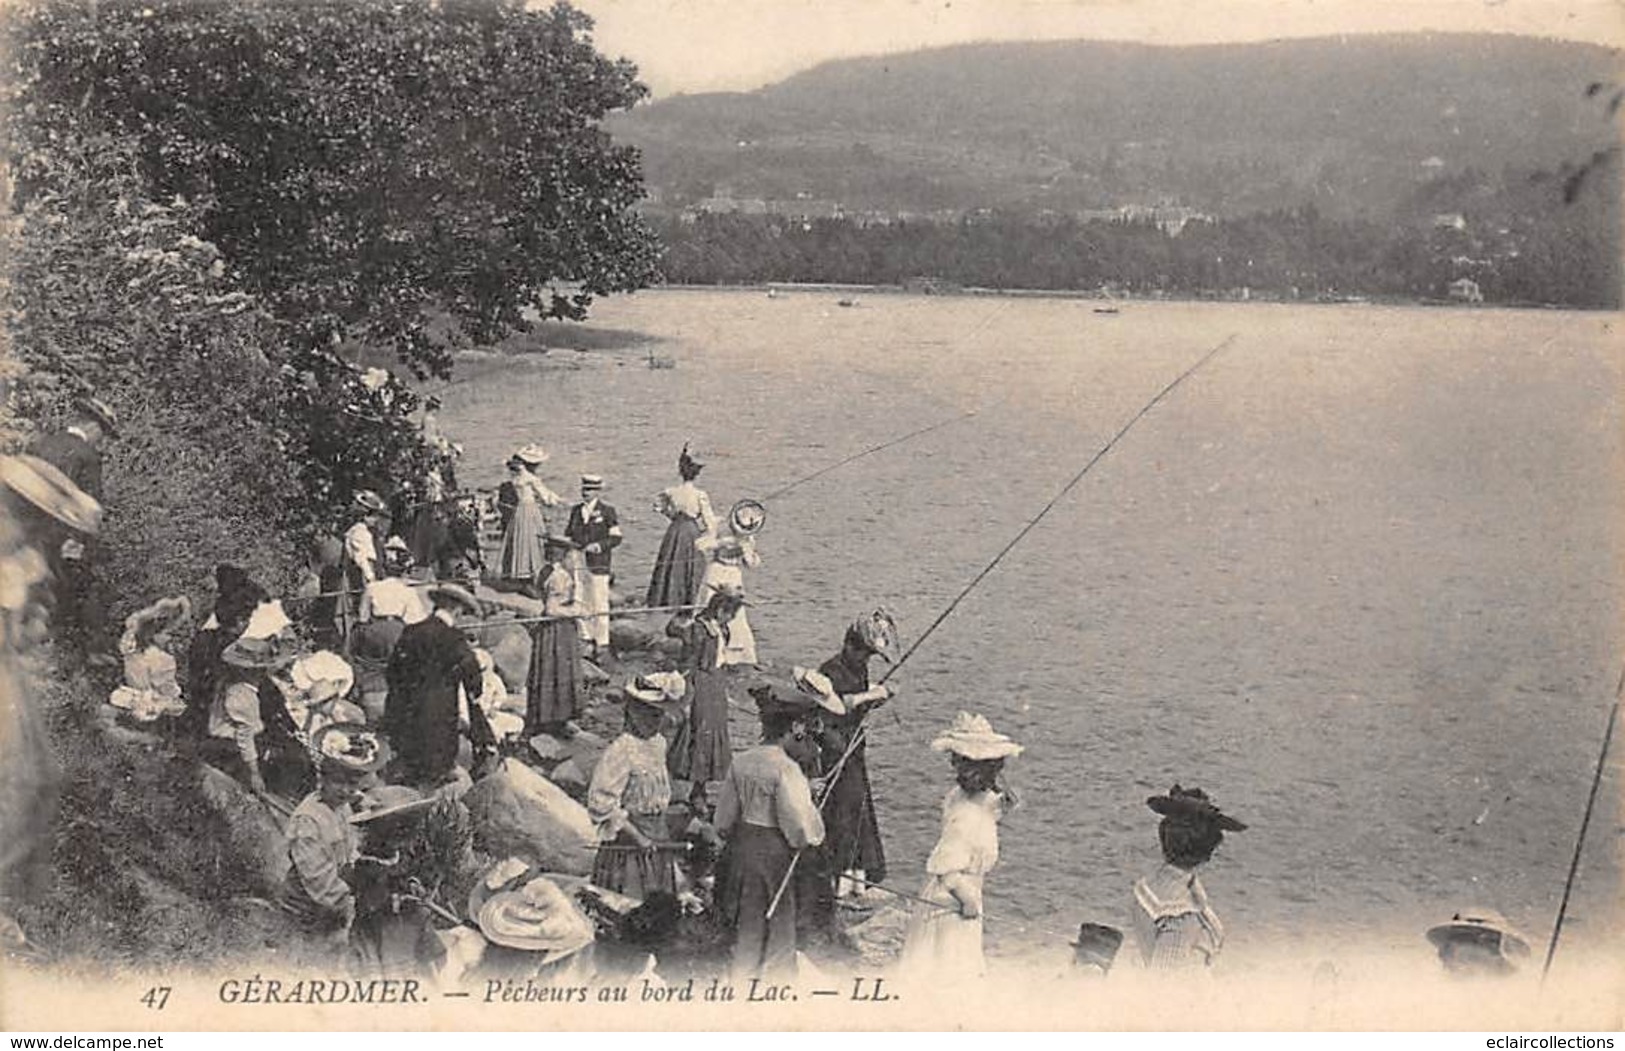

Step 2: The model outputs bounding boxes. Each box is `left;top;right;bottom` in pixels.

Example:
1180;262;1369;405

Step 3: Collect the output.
570;0;1624;95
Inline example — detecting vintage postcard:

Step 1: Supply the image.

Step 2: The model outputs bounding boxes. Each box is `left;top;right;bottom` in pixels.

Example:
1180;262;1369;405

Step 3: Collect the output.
1;0;1621;1033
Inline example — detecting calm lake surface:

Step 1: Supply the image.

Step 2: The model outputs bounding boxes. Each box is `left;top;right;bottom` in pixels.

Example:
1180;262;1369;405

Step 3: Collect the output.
438;288;1623;976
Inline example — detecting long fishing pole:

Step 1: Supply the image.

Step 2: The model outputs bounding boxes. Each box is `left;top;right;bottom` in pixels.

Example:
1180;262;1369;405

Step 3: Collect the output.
764;332;1239;921
760;409;980;502
1540;664;1623;982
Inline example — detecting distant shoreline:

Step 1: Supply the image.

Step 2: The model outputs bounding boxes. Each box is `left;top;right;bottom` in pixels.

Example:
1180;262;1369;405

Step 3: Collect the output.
648;281;1601;313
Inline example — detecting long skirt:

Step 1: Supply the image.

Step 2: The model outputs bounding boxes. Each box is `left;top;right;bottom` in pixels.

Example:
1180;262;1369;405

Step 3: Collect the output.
898;873;986;982
823;741;886;882
696;564;757;666
667;667;731;785
524;619;582;732
725;824;798;979
497;499;546;581
591;813;681;900
647;515;706;608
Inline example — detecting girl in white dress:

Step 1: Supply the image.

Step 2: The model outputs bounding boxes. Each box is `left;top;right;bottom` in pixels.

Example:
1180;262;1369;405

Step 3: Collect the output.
899;712;1023;983
694;500;763;666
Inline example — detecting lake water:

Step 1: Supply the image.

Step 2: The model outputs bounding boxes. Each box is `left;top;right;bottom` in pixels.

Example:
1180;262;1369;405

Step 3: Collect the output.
436;288;1623;979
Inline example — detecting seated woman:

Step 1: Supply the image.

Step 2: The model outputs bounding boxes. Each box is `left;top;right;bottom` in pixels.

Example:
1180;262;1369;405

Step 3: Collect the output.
204;603;312;798
1132;784;1247;973
183;565;266;744
282;724;387;944
587;673;688;899
108;596;191;725
899;711;1023;983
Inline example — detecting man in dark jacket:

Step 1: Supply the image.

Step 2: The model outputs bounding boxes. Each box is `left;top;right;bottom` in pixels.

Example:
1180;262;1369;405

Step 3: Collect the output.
28;396;116;655
382;584;493;788
564;473;622;661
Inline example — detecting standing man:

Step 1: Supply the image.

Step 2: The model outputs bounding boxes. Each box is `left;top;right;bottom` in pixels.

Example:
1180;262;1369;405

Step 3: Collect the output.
0;455;101;932
28;396;116;656
340;490;391;648
383;584;493;788
565;473;622;662
714;683;826;980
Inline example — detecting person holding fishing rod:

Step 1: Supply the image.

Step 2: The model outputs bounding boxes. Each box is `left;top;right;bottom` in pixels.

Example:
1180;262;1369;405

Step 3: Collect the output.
897;712;1024;982
810;611;900;912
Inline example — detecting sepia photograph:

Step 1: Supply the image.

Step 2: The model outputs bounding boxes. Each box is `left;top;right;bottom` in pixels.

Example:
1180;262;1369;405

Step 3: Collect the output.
0;0;1621;1033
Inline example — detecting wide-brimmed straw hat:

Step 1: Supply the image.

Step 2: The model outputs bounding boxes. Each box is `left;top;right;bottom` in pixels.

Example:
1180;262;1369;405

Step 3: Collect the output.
931;711;1024;760
513;443;550;467
75;395;119;436
791;666;847;715
0;455;102;536
624;671;687;707
352;490;389;516
1146;785;1247;832
1426;908;1532;963
477;876;596;960
290;650;355;703
222;631;300;671
312;723;389;776
728;499;766;536
119;595;192;652
428;583;481;616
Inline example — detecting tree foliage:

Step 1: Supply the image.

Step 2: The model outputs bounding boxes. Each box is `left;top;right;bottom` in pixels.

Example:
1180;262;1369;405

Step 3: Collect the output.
1;0;657;625
10;0;660;379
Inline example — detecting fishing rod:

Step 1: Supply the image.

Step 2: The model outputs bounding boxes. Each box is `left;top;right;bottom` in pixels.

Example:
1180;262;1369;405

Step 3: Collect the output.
760;408;980;502
836;872;1087;944
1540;663;1623;983
764;332;1239;921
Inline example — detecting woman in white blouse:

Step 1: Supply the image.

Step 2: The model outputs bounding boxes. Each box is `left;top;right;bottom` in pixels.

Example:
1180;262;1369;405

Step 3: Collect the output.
899;712;1023;983
647;444;717;610
587;673;688;899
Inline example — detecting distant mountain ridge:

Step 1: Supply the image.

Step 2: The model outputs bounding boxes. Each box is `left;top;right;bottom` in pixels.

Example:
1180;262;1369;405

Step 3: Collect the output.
608;33;1622;219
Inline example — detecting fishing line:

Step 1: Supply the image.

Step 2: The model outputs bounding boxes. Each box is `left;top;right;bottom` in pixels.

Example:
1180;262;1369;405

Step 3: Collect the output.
760;409;980;503
765;332;1239;920
1540;663;1623;982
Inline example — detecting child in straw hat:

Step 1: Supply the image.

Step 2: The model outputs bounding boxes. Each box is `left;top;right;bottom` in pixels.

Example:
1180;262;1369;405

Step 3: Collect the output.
107;596;191;723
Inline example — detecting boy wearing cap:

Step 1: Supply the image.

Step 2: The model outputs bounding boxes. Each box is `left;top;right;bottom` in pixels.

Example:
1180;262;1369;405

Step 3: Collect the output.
564;474;622;660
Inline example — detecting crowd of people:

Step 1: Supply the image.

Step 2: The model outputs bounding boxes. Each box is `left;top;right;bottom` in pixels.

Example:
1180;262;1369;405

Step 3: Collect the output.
0;395;1539;989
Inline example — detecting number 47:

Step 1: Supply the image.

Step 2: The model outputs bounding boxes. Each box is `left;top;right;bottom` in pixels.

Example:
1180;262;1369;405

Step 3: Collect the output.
140;987;171;1010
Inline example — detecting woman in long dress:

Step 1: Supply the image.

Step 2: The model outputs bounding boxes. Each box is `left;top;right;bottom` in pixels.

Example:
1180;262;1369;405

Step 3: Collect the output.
899;712;1023;983
647;445;716;610
524;535;583;739
497;445;562;583
666;585;745;805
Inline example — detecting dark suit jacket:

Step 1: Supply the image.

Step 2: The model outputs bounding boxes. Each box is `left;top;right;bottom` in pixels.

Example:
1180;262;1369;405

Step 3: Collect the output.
565;500;621;575
384;615;488;784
